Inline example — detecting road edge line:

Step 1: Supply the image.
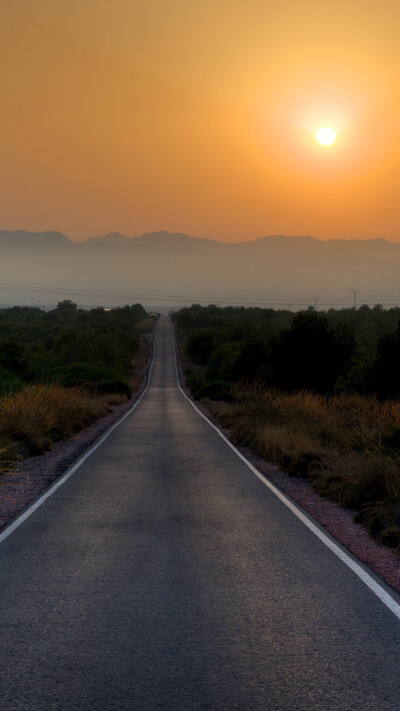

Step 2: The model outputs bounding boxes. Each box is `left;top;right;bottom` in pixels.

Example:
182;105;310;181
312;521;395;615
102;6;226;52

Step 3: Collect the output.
172;325;400;621
0;321;159;547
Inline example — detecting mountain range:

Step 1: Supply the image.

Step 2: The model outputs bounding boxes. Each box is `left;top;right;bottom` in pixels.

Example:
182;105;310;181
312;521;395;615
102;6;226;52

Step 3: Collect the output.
0;230;399;310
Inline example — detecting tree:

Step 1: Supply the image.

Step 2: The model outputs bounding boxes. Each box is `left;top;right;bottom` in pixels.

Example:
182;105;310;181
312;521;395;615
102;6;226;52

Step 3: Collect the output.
266;311;355;393
185;327;217;365
374;322;400;398
57;299;78;313
207;342;242;381
233;336;270;382
0;338;28;374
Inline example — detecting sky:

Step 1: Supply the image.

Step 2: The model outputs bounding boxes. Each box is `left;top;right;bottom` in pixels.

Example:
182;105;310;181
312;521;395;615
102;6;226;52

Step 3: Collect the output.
1;0;399;243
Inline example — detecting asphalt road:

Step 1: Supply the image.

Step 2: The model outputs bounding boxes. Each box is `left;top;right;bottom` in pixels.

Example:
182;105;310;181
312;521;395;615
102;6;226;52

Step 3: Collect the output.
1;317;400;710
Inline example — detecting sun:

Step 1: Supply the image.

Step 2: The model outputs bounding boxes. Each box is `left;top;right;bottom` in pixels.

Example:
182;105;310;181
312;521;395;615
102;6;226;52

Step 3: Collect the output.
316;125;337;146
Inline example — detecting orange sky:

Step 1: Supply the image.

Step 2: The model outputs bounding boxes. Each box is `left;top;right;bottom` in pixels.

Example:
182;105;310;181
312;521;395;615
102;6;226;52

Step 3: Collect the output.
1;0;399;242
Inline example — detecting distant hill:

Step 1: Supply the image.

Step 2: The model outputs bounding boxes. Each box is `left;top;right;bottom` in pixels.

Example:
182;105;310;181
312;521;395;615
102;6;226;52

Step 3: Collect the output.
0;229;399;309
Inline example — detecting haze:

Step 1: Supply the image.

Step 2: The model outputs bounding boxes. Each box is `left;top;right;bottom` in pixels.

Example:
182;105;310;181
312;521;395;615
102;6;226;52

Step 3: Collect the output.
1;1;399;243
1;231;400;310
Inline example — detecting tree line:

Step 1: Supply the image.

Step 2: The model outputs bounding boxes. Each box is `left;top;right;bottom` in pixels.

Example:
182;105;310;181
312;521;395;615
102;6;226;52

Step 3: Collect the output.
172;303;400;399
0;300;149;396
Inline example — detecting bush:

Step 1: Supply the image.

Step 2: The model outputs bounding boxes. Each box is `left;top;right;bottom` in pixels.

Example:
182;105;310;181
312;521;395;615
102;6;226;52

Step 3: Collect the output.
192;380;234;401
374;324;400;398
266;311;355;393
56;362;120;385
233;337;270;382
378;526;400;549
91;380;131;398
0;384;113;455
206;342;241;381
185;327;217;365
0;338;28;375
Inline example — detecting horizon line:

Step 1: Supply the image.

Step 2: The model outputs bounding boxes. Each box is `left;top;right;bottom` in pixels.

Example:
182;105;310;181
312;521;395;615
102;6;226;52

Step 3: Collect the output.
1;228;400;246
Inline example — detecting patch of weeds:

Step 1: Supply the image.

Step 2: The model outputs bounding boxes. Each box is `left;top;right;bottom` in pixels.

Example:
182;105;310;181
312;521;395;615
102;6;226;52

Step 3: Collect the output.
378;525;400;550
286;451;323;479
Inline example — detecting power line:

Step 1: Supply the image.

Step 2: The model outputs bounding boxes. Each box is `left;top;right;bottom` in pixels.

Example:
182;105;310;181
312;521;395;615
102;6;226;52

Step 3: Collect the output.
0;281;398;308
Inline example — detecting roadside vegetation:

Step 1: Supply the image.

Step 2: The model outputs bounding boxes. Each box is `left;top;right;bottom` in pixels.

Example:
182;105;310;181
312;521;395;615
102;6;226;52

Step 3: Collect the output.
0;300;154;470
173;304;400;551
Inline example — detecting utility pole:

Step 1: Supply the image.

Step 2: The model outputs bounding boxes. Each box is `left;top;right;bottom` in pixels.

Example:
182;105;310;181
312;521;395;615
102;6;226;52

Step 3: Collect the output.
313;296;320;311
351;289;360;310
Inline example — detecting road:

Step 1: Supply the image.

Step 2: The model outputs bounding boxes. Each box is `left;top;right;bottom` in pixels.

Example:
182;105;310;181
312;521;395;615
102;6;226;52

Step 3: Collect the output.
0;316;399;710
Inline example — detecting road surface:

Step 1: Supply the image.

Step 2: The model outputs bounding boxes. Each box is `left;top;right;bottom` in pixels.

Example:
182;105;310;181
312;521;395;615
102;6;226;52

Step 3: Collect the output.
0;317;399;710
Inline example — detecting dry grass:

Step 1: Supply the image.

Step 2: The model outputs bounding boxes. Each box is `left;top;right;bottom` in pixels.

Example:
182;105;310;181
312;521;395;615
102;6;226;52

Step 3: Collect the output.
0;384;115;466
208;384;400;550
0;321;156;478
234;383;400;449
103;393;128;407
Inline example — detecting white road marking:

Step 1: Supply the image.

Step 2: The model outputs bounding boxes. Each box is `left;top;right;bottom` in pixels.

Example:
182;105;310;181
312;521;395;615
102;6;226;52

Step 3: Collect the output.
172;326;400;621
0;323;158;547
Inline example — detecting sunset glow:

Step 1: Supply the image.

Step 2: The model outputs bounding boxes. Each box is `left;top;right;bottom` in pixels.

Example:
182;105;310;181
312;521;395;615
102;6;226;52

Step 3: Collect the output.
0;1;399;242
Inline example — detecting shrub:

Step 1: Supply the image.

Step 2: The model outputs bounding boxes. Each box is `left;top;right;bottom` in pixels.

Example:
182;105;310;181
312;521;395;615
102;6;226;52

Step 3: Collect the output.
0;384;112;455
266;311;355;393
206;342;241;381
374;324;400;398
91;380;131;398
185;327;217;365
192;380;234;401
